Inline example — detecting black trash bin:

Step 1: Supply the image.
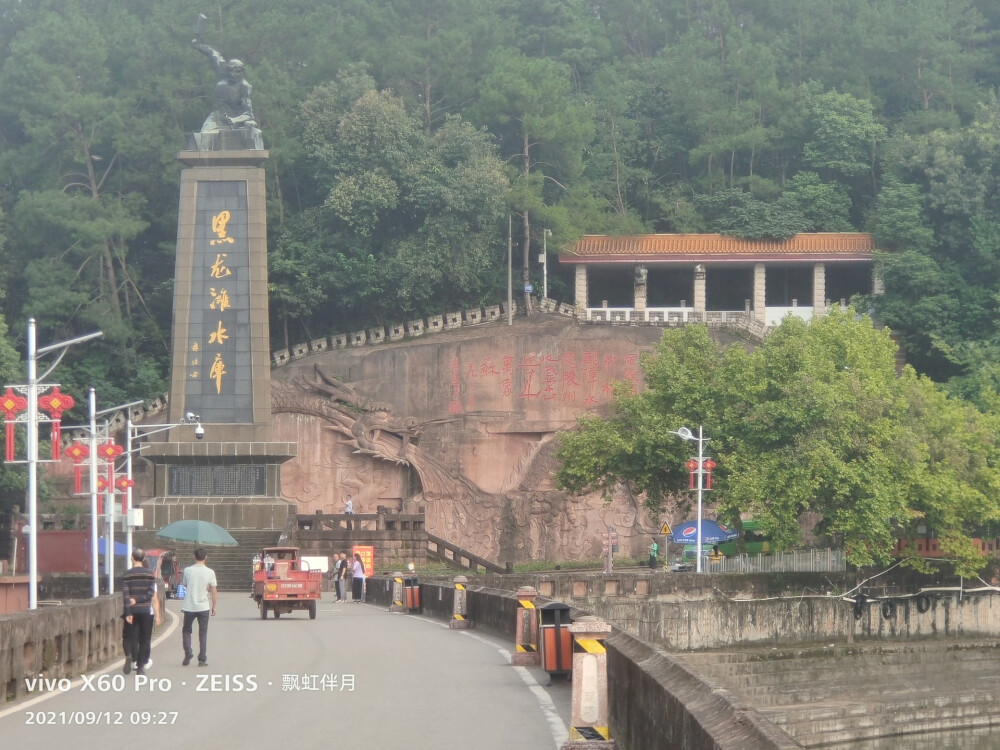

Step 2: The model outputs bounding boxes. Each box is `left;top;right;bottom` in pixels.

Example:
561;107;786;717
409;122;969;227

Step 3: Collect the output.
539;602;572;681
404;577;421;612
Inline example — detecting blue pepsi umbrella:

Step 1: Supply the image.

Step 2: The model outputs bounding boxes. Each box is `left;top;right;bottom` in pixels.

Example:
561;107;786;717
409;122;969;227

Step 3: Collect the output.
670;520;739;545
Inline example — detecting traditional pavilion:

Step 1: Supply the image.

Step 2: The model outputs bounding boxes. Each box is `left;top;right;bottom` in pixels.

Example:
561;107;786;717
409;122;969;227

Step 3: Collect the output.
559;233;878;326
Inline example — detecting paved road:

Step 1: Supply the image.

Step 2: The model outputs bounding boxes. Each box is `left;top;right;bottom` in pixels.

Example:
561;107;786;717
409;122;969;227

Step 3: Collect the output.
0;592;571;749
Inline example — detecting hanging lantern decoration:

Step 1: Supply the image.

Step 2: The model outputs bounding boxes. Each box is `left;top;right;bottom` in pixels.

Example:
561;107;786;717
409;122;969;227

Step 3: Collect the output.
97;441;123;500
0;388;27;462
115;476;134;492
96;475;109;514
66;441;91;494
686;458;699;489
39;387;75;460
702;459;717;490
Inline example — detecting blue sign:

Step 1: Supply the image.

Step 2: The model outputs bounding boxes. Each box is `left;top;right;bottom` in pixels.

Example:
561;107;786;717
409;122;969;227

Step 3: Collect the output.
524;283;534;293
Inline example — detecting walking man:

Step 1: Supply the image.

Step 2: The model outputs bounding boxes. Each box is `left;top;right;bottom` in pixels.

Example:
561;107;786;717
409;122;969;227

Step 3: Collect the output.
180;548;218;667
344;497;355;530
122;548;161;675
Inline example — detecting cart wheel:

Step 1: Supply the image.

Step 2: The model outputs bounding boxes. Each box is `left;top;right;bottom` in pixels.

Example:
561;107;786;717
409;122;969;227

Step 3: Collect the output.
259;602;268;620
309;601;317;620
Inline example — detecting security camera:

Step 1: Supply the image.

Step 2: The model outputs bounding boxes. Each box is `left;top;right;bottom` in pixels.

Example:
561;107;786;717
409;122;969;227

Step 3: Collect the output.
185;411;196;423
194;423;205;440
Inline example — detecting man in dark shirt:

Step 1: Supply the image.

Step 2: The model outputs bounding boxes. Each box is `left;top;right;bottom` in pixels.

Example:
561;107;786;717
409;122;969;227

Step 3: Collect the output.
122;548;161;675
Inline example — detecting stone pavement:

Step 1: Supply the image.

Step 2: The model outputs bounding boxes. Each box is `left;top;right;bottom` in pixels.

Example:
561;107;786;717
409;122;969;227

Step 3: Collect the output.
0;592;572;749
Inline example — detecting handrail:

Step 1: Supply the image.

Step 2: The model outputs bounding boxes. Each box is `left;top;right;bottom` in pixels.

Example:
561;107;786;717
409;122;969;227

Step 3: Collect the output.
425;532;505;574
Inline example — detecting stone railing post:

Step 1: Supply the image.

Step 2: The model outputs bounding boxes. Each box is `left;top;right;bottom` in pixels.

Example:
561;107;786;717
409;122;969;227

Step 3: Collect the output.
511;586;540;665
389;573;407;613
563;616;617;748
449;576;471;629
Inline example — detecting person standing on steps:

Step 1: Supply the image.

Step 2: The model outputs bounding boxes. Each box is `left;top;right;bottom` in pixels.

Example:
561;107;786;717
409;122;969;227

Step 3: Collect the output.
180;548;218;667
344;497;355;531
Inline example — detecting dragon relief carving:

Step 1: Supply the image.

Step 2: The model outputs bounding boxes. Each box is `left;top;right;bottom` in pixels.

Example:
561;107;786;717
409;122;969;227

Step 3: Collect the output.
273;364;652;562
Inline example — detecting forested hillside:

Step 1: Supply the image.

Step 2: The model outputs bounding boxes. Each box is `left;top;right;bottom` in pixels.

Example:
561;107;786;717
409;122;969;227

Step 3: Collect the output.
1;0;1000;417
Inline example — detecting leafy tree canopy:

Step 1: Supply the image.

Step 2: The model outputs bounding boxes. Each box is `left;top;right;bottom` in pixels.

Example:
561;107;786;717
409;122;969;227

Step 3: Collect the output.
557;309;1000;574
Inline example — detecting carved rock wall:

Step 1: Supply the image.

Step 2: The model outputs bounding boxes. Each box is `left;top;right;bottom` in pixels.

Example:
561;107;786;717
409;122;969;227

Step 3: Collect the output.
270;317;737;563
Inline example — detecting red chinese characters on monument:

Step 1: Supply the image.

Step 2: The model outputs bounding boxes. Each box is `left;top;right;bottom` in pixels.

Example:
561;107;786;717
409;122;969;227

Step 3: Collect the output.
446;348;640;414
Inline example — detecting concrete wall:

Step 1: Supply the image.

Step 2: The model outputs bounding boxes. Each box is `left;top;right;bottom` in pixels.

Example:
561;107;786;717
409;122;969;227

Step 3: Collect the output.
1;594;122;704
578;590;1000;651
365;578;800;750
0;577;28;615
477;570;1000;650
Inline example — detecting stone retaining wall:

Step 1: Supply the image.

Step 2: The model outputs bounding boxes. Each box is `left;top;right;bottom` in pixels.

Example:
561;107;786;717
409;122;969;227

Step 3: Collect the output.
365;577;800;750
476;570;1000;650
1;594;122;704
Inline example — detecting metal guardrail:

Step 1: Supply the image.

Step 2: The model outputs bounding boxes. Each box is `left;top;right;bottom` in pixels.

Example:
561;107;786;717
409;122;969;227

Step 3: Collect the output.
673;548;847;574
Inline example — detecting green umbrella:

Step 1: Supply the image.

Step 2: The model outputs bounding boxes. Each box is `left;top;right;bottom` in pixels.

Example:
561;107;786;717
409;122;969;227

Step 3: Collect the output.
156;520;238;547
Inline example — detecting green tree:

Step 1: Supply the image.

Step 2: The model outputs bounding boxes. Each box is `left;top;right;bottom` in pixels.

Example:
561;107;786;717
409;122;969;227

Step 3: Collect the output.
557;308;1000;572
474;48;594;309
270;83;509;341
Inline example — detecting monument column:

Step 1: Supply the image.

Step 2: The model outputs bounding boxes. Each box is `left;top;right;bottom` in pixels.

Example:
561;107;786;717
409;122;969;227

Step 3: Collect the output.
138;32;296;532
693;264;706;320
575;265;589;312
139;147;296;531
633;265;647;315
812;262;826;317
753;263;767;325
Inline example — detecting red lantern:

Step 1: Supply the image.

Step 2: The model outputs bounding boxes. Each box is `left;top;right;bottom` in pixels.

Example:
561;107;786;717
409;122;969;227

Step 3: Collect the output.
115;476;134;492
39;387;75;460
0;387;27;462
702;459;717;489
98;442;123;497
96;475;109;514
67;441;90;494
686;458;699;489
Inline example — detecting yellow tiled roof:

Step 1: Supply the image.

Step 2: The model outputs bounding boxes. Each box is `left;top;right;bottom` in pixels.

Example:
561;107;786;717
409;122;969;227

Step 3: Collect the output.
562;233;875;262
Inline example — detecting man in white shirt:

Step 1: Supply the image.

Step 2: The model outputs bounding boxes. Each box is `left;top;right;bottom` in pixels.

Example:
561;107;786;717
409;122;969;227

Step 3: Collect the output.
344;497;355;530
180;548;218;667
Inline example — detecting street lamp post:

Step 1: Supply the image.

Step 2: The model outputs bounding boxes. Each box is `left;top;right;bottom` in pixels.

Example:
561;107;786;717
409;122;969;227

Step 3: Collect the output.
538;228;551;300
24;319;102;609
671;425;709;573
507;214;513;326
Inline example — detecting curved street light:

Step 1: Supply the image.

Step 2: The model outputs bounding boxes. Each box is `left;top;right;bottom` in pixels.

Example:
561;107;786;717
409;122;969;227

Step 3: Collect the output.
670;425;709;573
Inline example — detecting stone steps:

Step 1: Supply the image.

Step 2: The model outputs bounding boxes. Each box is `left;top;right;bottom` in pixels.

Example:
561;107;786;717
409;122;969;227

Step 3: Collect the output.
133;529;282;591
672;640;1000;747
765;693;1000;747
